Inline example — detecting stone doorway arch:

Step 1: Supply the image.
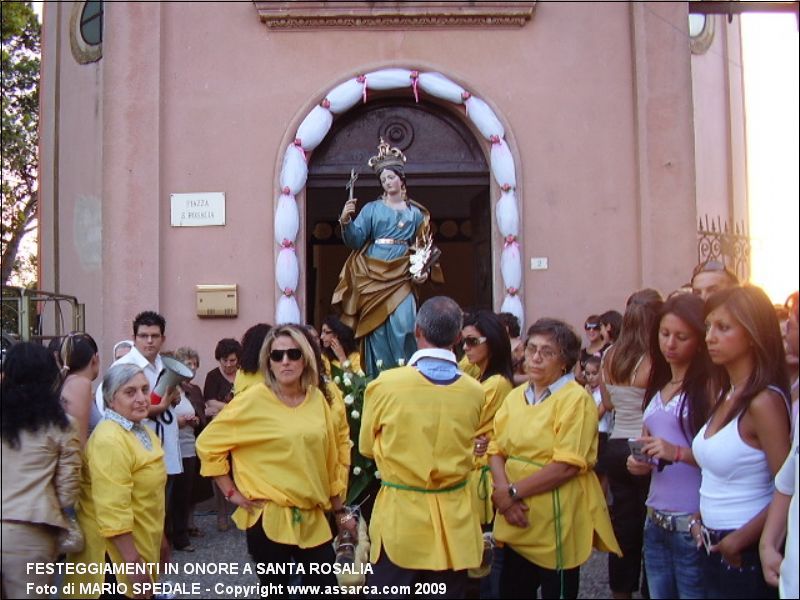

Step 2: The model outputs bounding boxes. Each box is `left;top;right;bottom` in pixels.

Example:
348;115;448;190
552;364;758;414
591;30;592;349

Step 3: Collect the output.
306;98;492;327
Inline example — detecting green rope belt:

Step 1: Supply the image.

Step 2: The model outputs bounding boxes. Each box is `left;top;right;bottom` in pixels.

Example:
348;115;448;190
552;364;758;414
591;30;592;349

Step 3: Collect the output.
291;507;302;524
508;455;565;599
380;479;467;494
477;465;492;523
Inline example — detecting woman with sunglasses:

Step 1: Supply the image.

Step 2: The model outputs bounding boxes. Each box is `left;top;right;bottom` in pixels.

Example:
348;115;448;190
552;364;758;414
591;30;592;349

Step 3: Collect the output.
576;316;608;384
462;311;515;526
692;285;790;599
320;314;362;376
196;325;355;590
625;294;711;598
601;288;663;599
489;318;620;599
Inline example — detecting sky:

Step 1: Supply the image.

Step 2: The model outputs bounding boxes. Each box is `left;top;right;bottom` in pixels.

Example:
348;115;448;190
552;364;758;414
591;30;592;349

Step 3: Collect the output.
741;13;799;303
22;4;800;302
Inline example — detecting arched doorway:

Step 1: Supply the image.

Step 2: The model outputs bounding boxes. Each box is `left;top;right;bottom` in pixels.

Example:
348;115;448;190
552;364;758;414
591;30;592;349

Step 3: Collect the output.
305;98;492;327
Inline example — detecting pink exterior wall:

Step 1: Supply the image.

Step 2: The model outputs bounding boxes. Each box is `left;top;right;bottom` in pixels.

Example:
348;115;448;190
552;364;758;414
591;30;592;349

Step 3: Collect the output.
41;2;711;379
39;2;104;346
691;15;749;226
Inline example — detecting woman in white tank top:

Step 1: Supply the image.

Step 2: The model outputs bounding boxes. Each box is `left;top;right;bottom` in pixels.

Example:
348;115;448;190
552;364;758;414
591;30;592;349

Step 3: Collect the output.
692;285;791;600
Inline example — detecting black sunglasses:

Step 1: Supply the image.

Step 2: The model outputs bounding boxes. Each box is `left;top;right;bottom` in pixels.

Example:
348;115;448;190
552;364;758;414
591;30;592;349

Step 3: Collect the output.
269;348;303;362
585;323;601;331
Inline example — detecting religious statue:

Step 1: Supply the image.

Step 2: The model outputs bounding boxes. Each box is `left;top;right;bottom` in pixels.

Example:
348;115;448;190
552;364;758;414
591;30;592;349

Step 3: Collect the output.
332;139;443;377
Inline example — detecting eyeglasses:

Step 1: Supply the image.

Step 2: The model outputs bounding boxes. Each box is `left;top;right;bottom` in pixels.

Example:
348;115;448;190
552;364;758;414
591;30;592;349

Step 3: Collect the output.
463;336;487;348
525;344;559;360
584;323;601;332
135;333;162;341
269;348;303;362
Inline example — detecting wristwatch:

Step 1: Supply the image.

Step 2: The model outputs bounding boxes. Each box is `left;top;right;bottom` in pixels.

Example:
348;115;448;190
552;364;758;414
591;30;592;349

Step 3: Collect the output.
508;483;518;500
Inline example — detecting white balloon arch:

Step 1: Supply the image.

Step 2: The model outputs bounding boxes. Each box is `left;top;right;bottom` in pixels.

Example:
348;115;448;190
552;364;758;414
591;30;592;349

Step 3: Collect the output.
274;68;524;329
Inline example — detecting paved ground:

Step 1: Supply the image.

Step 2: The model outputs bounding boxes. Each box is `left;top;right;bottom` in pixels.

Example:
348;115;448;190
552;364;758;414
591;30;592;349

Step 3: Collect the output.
166;507;628;599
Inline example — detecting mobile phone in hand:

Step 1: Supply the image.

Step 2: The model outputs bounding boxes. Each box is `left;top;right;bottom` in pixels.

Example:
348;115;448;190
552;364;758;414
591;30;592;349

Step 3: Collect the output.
628;438;653;464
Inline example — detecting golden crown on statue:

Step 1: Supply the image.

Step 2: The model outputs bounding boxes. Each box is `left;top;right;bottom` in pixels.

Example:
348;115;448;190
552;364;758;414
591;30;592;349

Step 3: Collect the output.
367;138;407;174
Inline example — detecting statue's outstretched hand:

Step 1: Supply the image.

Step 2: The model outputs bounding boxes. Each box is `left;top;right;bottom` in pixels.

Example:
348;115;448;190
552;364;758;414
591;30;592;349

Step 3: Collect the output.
340;198;357;225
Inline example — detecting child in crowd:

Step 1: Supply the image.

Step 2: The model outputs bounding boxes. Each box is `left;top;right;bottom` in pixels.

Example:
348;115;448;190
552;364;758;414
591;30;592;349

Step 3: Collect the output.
585;355;611;497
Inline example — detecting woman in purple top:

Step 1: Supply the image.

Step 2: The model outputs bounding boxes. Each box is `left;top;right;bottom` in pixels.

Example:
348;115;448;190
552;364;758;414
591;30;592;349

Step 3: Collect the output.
627;294;712;598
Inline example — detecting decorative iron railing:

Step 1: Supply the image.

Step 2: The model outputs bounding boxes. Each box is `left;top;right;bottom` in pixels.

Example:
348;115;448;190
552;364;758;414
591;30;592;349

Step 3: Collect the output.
697;215;751;281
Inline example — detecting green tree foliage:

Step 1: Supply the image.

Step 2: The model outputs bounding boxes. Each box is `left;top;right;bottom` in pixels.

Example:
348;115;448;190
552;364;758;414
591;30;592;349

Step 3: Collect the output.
2;1;40;285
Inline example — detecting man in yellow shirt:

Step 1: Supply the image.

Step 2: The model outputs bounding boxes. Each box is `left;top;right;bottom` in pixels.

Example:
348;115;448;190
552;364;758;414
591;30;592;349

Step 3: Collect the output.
360;296;485;597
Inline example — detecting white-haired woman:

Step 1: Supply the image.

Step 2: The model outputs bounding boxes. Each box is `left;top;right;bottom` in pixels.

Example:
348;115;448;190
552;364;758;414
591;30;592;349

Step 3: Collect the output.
64;363;168;599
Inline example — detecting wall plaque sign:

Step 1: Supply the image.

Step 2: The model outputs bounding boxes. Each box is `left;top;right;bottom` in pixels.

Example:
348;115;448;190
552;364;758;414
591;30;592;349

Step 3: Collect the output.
170;192;225;227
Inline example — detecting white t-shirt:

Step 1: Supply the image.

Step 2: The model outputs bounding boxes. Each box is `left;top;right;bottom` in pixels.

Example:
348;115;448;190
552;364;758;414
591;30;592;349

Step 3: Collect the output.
174;394;197;459
591;387;613;434
775;423;798;600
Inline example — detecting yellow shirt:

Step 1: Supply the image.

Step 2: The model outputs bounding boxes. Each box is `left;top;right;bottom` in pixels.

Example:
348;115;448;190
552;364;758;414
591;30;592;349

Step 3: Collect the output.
458;355;482;379
232;369;263;396
359;366;485;570
489;381;621;569
324;351;363;375
196;383;343;548
63;420;166;596
470;374;513;524
324;381;353;494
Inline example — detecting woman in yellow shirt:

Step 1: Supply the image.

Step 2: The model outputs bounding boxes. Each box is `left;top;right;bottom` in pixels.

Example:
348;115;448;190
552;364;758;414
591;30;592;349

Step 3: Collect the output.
489;318;620;599
461;310;515;525
320;314;362;375
196;325;356;590
64;363;168;598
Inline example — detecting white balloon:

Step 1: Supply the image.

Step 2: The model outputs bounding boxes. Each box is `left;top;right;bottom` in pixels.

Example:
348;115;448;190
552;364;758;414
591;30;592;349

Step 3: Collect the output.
417;72;465;104
500;244;522;291
490;139;516;189
276;248;299;293
501;294;524;332
274;193;299;245
280;144;308;195
465;96;504;140
365;68;413;90
326;78;363;114
295;105;333;152
276;295;301;325
496;189;519;238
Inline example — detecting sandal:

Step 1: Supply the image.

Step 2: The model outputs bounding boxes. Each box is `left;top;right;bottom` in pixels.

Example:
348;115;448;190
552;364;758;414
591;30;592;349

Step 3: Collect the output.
217;518;230;532
188;527;205;537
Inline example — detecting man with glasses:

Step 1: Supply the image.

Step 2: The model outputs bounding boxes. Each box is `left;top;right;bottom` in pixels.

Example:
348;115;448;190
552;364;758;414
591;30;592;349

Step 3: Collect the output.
690;260;739;302
95;311;183;479
360;296;486;597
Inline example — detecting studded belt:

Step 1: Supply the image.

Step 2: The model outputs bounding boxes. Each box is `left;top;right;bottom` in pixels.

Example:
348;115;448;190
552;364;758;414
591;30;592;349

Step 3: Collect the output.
373;238;408;245
647;507;694;532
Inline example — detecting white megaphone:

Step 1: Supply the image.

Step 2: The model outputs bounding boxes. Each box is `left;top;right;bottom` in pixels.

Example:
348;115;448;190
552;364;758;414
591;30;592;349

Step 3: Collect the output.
150;356;194;405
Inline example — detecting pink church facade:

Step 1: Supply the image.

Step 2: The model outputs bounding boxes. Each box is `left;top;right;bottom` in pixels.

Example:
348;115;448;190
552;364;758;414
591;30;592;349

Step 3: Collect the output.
38;2;748;375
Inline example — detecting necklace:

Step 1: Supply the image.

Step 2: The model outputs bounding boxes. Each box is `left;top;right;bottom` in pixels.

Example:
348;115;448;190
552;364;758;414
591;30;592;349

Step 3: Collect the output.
668;378;684;385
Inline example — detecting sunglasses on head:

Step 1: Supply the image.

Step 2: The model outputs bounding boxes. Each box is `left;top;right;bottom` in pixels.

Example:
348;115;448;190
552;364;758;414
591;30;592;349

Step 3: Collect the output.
585;323;601;331
269;348;303;362
463;336;487;348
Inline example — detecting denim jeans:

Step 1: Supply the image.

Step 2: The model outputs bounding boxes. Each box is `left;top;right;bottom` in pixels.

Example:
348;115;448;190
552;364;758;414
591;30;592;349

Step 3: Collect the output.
702;529;777;600
642;516;705;599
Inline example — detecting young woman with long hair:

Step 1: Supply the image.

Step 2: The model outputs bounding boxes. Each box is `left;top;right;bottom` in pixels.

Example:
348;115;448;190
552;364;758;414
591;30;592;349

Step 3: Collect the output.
601;288;664;599
692;285;791;599
461;310;515;525
626;293;712;598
